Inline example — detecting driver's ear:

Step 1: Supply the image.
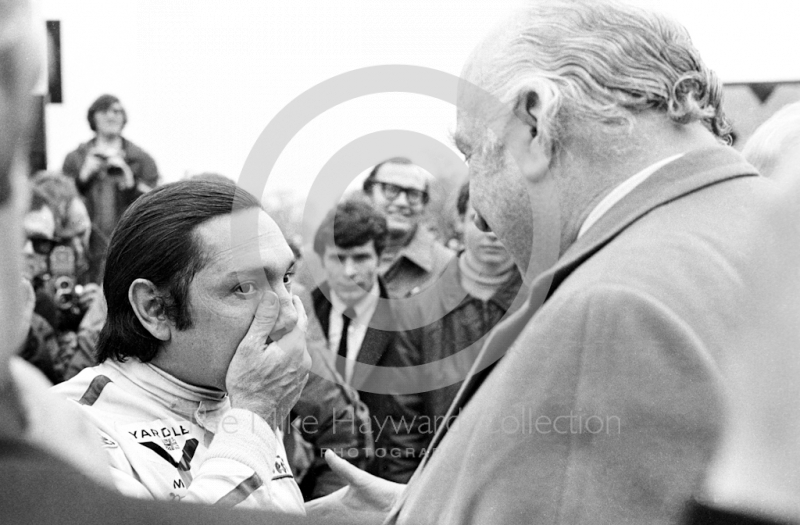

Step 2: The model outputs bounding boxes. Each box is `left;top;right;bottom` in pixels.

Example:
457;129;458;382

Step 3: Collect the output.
129;278;171;341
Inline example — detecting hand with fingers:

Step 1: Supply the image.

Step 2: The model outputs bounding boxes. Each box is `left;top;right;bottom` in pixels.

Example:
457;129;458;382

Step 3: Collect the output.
79;151;105;183
225;291;312;429
305;449;405;525
78;282;102;311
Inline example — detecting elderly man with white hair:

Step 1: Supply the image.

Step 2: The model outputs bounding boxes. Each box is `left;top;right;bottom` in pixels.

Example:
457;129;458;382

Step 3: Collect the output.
307;1;800;524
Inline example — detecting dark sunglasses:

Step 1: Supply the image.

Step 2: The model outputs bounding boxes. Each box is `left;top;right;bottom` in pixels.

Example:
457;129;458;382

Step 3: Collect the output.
27;236;57;256
373;181;428;205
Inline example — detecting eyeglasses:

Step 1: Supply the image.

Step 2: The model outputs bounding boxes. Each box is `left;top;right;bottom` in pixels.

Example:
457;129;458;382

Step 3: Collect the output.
27;235;57;256
100;105;125;115
373;181;428;206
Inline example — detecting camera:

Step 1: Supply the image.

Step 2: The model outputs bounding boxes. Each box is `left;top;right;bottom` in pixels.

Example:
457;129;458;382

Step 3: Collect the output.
49;244;84;317
53;275;84;313
93;152;124;176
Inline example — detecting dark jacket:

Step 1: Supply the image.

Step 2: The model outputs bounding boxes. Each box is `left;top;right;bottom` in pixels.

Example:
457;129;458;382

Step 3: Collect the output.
62;137;159;237
19;313;60;384
392;257;526;456
311;280;418;483
62;138;159;282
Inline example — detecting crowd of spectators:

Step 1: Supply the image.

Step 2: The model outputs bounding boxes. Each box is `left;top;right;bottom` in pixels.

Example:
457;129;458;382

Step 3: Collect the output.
3;0;800;524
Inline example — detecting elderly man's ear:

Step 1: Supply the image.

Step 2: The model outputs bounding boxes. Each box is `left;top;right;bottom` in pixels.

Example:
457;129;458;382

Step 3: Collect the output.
509;89;551;183
129;279;171;341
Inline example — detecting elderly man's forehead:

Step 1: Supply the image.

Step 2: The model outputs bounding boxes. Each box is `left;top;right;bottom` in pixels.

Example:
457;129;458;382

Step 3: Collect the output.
456;69;514;155
457;13;520;112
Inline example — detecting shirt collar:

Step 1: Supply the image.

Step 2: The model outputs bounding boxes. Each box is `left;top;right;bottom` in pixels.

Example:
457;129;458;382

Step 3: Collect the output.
578;153;684;239
392;226;437;273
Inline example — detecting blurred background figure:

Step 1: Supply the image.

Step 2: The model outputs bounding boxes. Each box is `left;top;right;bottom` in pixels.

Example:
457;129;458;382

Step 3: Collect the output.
62;94;159;281
19;187;61;383
21;173;102;383
362;158;454;298
686;103;800;523
31;171;92;283
742;101;800;182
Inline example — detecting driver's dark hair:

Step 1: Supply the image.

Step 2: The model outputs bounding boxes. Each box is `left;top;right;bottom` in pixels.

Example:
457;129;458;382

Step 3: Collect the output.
96;179;262;363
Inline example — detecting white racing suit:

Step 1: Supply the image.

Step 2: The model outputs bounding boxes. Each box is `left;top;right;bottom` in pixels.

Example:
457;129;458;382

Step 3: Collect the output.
51;359;304;514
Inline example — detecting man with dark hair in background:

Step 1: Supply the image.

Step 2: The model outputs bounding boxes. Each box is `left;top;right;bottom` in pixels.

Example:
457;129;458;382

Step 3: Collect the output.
362;158;454;297
310;199;420;483
52;179;310;513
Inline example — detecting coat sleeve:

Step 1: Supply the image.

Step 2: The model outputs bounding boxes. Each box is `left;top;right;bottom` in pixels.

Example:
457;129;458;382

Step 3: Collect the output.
62;149;91;193
127;144;159;189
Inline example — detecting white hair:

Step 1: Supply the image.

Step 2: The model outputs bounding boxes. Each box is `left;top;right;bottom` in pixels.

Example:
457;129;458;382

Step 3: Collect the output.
478;0;730;155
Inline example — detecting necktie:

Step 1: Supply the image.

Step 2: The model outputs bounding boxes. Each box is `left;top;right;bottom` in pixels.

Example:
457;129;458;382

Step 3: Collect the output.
336;307;356;380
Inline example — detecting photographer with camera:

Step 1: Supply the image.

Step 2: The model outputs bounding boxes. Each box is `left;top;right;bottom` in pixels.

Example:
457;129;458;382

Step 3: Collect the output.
19;186;61;384
62;94;159;281
22;173;103;383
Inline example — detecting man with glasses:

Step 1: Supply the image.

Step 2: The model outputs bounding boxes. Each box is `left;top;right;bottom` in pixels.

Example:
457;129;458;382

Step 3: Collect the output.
19;187;62;383
362;157;454;297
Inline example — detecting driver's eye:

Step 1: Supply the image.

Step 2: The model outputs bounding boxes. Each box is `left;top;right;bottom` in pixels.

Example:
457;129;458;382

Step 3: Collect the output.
235;282;256;295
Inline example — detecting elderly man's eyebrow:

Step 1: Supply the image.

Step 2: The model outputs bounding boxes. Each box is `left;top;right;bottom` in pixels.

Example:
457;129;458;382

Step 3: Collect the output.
450;129;473;161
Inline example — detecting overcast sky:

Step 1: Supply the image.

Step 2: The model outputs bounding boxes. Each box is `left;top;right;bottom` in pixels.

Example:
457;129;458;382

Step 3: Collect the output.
40;0;800;200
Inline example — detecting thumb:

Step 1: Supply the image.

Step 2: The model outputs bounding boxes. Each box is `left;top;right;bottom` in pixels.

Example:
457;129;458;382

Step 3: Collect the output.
325;449;372;487
242;291;280;345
